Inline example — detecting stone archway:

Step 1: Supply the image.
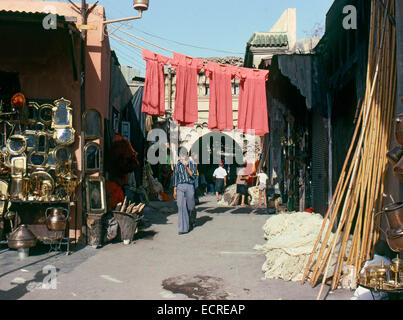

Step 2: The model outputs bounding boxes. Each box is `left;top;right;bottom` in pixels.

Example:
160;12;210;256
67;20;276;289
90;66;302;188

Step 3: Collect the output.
188;131;244;186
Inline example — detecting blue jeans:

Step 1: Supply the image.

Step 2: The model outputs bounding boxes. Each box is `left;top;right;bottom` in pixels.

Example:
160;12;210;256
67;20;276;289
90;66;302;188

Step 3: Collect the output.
176;183;196;233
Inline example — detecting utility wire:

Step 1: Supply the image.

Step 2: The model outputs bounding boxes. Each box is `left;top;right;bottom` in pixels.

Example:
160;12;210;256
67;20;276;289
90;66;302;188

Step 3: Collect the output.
112;49;145;70
110;36;145;62
111;45;146;70
109;33;145;51
109;24;174;54
121;24;245;55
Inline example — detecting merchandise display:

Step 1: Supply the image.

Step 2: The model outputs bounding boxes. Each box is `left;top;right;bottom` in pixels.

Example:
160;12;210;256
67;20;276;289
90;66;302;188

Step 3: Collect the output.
254;212;349;282
0;94;82;252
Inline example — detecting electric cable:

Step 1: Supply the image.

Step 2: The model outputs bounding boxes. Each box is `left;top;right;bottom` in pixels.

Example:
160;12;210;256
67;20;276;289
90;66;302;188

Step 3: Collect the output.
120;24;245;55
109;24;174;54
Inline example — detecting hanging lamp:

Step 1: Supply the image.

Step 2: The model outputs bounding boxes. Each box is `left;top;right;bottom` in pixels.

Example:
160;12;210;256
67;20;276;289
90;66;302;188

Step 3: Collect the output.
133;0;149;11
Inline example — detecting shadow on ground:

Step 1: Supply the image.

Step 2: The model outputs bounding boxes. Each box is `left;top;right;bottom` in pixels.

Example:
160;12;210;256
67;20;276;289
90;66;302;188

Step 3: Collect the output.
205;207;233;214
194;216;213;228
134;230;158;241
0;267;60;300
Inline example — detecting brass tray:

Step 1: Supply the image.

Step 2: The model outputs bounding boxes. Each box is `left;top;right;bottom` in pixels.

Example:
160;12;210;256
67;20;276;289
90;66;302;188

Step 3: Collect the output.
358;280;403;293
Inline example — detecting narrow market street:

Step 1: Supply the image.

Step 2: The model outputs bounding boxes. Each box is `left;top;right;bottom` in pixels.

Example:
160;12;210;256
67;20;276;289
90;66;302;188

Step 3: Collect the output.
0;195;353;300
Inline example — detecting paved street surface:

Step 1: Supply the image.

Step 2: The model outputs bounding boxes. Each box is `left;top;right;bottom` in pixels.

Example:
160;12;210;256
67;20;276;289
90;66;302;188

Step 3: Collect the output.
0;194;354;300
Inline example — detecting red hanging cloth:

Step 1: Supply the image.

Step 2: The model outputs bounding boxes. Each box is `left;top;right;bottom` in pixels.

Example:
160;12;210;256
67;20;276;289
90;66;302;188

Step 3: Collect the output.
204;61;237;131
171;52;204;127
236;68;269;136
141;49;171;116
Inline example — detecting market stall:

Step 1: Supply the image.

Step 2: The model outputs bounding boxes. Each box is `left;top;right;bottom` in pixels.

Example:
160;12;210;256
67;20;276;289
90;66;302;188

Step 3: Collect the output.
0;94;80;255
0;5;118;254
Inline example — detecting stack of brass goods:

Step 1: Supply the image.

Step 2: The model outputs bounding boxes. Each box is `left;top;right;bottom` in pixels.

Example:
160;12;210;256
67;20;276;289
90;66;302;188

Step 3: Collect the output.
358;257;403;291
0;97;79;204
301;0;398;299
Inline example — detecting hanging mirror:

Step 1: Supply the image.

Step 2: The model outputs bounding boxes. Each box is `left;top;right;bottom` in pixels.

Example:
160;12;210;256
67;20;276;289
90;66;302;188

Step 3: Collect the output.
6;154;19;167
36;133;48;153
34;123;45;131
52;98;73;129
46;168;56;181
24;130;37;151
53;145;72;165
84;142;102;173
6;135;27;155
54;127;75;145
85;176;106;214
27;123;45;131
39;104;53;125
48;134;57;149
28;151;47;168
83;109;102;140
10;156;26;177
24;102;39;124
46;150;57;168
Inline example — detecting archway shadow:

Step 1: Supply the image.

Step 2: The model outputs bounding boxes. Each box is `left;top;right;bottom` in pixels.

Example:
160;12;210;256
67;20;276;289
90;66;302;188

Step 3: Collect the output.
205;207;232;214
194;216;213;228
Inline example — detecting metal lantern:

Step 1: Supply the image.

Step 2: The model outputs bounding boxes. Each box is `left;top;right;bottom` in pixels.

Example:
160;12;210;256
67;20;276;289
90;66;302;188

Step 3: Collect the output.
133;0;149;11
61;172;79;201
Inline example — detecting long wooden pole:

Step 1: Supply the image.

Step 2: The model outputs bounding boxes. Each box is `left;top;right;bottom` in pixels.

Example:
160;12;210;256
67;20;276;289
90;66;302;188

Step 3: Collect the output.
301;104;364;284
315;0;391;298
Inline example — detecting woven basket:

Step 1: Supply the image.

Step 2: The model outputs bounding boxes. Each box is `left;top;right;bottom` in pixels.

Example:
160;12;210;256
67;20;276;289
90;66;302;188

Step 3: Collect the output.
113;211;141;242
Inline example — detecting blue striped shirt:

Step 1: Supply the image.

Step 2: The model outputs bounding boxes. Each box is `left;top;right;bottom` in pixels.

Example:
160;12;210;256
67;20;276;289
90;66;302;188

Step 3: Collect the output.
173;161;197;187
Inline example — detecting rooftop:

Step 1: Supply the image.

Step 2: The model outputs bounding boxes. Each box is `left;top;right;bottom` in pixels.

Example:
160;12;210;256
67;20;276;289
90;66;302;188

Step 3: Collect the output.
247;32;289;48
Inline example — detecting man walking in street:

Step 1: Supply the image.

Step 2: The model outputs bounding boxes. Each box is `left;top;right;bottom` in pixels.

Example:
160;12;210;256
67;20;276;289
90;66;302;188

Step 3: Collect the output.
213;161;227;202
173;150;197;235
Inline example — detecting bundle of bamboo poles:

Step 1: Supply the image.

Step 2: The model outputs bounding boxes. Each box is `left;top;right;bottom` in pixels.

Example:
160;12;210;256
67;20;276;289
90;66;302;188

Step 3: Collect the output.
301;0;397;299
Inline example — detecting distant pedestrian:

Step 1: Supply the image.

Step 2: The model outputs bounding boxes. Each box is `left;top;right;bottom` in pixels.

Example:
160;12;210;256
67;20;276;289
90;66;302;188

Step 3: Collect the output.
189;151;200;204
173;151;197;235
256;168;269;208
230;164;249;207
213;161;227;201
199;173;207;195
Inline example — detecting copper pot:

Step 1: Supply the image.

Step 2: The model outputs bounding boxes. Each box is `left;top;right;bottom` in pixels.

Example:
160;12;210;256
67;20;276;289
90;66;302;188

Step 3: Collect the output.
378;203;403;252
45;207;68;231
8;224;37;249
395;113;403;147
387;146;403;165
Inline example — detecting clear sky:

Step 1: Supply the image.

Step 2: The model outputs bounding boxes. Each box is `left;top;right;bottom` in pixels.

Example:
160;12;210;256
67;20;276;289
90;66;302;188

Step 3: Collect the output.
51;0;335;75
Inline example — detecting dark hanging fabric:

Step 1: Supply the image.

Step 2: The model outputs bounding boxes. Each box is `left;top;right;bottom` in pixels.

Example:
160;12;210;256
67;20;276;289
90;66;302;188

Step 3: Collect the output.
123;86;146;187
108;133;139;184
104;118;114;174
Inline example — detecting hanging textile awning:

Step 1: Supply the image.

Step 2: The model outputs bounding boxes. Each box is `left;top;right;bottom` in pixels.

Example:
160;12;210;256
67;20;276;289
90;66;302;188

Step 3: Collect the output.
275;54;315;110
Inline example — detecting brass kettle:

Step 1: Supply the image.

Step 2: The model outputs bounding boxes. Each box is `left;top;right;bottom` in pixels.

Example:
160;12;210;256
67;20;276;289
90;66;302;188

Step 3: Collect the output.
8;224;37;249
45;207;68;231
